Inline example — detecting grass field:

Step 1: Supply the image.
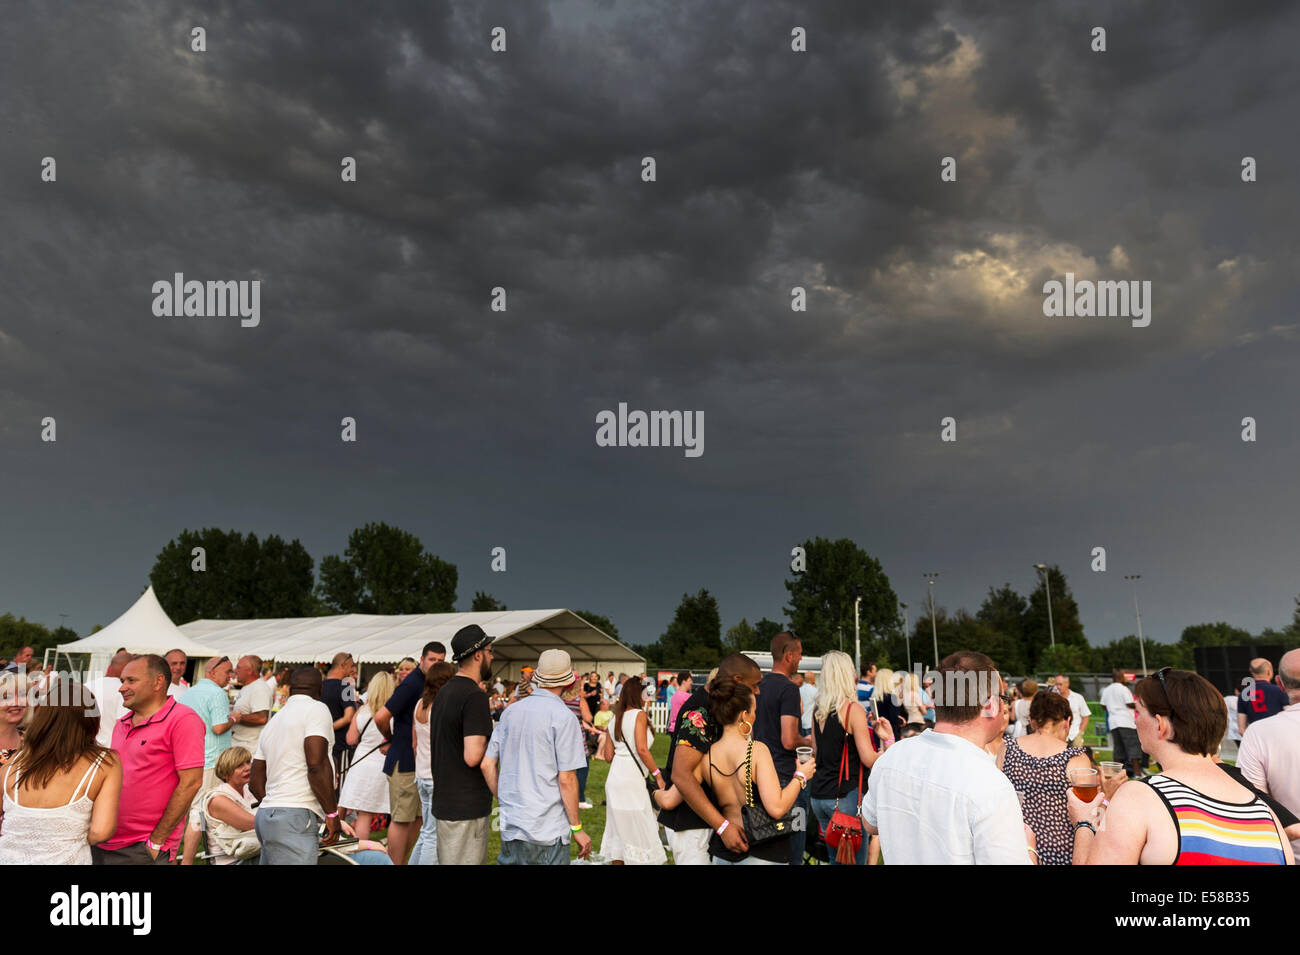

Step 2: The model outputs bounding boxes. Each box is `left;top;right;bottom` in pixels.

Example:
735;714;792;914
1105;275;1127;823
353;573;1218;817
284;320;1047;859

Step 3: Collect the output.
486;735;672;863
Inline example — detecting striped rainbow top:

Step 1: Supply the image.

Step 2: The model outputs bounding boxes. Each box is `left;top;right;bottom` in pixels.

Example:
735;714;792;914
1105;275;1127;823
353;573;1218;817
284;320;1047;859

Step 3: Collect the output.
1147;775;1288;866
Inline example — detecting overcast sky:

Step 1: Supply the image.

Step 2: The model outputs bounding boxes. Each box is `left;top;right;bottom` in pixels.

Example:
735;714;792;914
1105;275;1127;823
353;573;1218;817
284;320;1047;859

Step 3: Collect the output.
3;0;1298;654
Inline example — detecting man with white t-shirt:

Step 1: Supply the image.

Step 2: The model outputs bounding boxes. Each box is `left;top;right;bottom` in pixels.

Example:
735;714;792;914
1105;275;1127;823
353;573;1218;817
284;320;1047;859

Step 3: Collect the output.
86;649;133;748
250;666;341;864
231;655;274;751
1054;674;1091;747
862;650;1035;865
1100;669;1140;777
165;649;190;700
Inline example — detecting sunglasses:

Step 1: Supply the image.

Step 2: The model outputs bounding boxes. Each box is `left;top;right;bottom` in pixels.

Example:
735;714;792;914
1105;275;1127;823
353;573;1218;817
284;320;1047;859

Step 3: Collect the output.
1154;666;1177;720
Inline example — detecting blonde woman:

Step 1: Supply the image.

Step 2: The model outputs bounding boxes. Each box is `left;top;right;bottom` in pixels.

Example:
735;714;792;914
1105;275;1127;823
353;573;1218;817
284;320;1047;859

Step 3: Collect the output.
339;671;395;840
872;668;904;741
201;746;258;864
809;651;896;864
0;672;30;767
899;671;928;726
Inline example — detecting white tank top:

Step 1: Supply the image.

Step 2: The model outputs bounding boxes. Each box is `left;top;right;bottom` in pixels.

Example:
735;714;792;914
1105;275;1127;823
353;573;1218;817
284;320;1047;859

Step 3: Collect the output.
0;755;104;865
415;700;432;780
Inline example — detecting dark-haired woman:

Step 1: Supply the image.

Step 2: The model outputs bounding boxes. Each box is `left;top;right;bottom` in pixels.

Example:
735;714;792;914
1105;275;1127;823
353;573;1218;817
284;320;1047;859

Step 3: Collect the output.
0;679;122;863
656;679;816;864
998;690;1090;865
410;661;455;866
1070;668;1292;865
601;677;666;864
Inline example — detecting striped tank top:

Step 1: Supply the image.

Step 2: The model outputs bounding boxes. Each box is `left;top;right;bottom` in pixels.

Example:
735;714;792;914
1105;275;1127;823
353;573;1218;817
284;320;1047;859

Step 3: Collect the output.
1146;774;1287;865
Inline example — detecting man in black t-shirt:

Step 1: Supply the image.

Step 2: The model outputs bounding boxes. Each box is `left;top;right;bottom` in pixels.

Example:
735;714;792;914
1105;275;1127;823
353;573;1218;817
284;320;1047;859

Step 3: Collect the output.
320;653;357;774
658;653;762;863
431;624;496;865
754;632;813;865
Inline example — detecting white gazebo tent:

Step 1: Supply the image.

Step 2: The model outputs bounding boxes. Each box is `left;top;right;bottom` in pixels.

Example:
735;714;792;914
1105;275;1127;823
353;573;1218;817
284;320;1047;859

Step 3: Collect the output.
53;586;220;681
178;609;644;681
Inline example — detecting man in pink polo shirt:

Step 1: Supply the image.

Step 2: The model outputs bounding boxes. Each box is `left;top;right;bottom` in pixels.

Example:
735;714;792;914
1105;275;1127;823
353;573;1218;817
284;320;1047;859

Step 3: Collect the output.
92;653;204;865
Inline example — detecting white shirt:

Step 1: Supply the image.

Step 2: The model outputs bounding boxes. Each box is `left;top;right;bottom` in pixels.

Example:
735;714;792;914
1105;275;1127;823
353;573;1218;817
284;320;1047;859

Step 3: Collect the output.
167;679;189;701
85;677;123;748
253;694;335;817
1061;690;1090;739
861;731;1031;865
1224;695;1242;741
231;678;275;750
1100;683;1136;730
1237;702;1300;858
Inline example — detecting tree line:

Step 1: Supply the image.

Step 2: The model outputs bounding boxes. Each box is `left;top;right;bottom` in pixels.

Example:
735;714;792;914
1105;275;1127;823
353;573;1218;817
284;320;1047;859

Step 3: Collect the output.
633;537;1300;673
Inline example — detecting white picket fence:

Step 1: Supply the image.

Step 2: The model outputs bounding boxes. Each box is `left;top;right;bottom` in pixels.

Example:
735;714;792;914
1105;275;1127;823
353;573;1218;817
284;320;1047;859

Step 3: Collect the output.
647;701;670;733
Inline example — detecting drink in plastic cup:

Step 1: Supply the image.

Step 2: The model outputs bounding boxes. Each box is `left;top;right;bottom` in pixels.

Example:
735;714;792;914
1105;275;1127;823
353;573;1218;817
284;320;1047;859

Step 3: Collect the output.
1068;767;1100;801
796;746;813;765
1100;760;1123;779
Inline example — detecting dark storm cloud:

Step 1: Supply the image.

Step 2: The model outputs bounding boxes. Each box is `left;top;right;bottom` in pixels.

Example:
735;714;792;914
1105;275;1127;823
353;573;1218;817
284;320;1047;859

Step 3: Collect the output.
2;0;1298;650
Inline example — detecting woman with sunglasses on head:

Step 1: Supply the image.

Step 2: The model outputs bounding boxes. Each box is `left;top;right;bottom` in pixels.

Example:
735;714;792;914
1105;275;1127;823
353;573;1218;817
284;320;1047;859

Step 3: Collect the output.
1069;668;1292;865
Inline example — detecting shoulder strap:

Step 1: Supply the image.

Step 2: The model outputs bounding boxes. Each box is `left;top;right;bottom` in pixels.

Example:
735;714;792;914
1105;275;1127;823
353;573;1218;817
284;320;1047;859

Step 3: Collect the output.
69;756;102;803
2;761;17;807
621;724;649;779
1141;775;1183;864
744;738;756;808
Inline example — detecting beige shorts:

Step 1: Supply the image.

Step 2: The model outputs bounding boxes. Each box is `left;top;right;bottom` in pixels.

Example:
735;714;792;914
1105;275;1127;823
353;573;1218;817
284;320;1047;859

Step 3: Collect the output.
388;770;420;823
436;816;490;865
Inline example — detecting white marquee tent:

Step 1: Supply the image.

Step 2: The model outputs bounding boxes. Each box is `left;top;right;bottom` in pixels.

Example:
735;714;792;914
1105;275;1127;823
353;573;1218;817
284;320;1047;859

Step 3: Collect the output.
179;609;645;681
53;586;220;679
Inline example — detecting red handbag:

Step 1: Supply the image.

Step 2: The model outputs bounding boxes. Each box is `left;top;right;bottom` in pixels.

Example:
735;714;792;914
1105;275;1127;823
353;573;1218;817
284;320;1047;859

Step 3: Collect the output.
823;705;872;864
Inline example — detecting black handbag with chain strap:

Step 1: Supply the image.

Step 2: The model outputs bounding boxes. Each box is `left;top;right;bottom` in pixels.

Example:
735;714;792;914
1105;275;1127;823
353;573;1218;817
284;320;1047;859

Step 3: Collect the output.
739;737;796;846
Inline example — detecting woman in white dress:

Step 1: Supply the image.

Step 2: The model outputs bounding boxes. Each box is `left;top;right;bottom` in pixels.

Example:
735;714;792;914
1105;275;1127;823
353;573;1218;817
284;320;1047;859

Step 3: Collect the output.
601;677;667;865
0;678;121;865
339;671;395;841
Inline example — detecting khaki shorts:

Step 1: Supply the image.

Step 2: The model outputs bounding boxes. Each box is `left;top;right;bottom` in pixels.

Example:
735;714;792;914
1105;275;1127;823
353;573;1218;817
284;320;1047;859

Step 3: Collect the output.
388;770;420;823
436;816;490;865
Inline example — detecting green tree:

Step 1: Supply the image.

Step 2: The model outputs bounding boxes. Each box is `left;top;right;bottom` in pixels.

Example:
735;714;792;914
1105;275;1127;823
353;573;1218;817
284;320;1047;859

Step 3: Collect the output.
1025;565;1086;670
470;591;507;612
977;583;1030;671
784;538;900;657
1178;621;1253;648
1036;643;1094;674
754;617;785;648
0;614;58;661
317;522;457;614
637;589;722;669
723;618;757;655
573;609;619;641
151;528;316;622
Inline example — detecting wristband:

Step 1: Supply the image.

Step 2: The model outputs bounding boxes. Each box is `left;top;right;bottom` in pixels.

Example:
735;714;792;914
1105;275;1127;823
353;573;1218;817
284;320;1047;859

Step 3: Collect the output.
570;823;583;833
716;818;730;836
652;768;661;777
883;738;895;748
325;811;339;819
146;838;163;852
794;770;807;784
1074;820;1097;834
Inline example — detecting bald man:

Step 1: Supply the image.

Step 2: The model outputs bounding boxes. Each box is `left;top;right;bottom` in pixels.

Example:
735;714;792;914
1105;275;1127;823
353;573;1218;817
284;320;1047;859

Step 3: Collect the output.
1238;657;1289;737
86;649;135;747
1238;649;1300;858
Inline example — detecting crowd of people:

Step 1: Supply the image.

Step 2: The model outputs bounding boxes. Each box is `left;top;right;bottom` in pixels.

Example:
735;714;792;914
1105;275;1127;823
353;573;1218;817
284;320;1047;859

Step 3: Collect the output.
0;627;1296;867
